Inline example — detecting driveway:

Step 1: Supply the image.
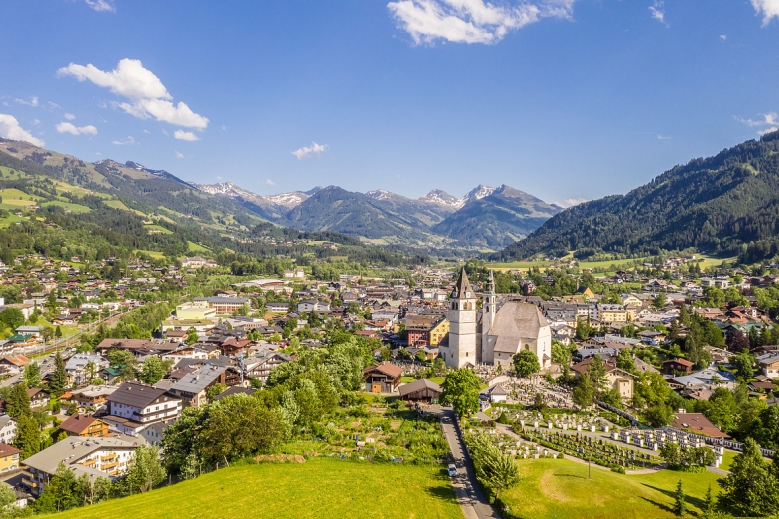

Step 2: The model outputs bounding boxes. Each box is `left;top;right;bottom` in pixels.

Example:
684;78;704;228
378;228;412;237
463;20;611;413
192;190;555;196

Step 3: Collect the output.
437;407;500;519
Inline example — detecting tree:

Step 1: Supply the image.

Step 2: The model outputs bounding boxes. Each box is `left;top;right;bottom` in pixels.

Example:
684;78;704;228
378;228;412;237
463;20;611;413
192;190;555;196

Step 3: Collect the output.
587;355;607;396
653;292;667;309
139;356;165;385
512;350;540;379
702;484;715;518
572;372;594;408
76;473;112;506
15;414;40;460
0;484;16;510
186;328;199;345
729;349;755;382
726;329;750;352
33;462;79;512
49;353;68;393
672;479;687;517
206;383;227;402
719;437;779;517
469;433;521;501
616;349;636;374
22;362;41;387
6;383;31;420
121;445;166;494
440;369;481;417
55;325;62;340
575;319;591;341
198;395;287;463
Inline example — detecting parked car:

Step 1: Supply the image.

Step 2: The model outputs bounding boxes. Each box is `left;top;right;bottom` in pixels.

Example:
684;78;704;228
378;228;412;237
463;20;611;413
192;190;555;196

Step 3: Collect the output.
448;464;457;477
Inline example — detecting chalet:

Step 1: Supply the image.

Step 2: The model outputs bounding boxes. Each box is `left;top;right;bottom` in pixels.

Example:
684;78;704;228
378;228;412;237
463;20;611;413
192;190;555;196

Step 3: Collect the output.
571;356;636;400
103;381;182;436
58;414;110;438
757;352;779;379
69;385;117;408
397;379;442;403
362;363;403;393
168;365;229;408
662;358;694;376
27;388;49;408
244;352;292;384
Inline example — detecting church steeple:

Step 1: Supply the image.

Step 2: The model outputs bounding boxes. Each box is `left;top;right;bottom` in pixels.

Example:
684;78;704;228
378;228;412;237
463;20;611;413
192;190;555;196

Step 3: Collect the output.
452;267;475;300
485;269;495;296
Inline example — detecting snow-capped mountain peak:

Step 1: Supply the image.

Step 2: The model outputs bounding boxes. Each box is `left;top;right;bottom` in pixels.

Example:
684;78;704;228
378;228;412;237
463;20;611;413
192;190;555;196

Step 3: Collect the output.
464;184;497;202
419;189;465;209
365;189;395;201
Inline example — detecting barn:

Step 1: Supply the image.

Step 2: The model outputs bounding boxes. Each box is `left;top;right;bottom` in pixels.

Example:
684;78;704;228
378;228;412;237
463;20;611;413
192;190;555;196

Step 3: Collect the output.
398;378;443;403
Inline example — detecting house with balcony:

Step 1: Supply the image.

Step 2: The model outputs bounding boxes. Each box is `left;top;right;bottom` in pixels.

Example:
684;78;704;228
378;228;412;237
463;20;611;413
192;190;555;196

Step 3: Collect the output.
102;382;182;436
0;443;20;473
58;414;110;438
21;436;137;496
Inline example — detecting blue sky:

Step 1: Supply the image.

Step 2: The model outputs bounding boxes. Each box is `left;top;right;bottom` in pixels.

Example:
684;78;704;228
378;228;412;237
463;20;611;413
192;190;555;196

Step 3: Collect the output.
2;0;779;206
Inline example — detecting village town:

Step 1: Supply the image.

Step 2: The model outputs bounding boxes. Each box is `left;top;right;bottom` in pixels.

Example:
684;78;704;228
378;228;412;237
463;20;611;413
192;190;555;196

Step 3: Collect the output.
0;248;772;517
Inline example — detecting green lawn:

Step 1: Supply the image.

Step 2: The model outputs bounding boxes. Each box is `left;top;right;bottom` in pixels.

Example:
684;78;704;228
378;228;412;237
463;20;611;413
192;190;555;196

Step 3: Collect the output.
134;249;167;259
503;458;722;519
44;459;463;519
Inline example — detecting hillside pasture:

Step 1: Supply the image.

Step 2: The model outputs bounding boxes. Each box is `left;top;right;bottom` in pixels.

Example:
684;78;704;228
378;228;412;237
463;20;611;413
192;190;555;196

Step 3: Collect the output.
43;458;462;519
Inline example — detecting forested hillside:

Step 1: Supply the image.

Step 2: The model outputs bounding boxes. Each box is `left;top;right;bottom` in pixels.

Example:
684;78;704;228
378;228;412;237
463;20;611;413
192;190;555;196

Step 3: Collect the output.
492;132;779;263
0;141;421;271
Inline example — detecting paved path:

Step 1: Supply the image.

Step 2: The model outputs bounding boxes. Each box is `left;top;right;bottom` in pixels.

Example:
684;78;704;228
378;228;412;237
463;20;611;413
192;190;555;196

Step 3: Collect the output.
439;408;499;519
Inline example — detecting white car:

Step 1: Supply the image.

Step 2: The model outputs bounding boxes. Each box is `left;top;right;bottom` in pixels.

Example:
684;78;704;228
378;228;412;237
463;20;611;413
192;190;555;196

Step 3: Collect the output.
447;464;458;477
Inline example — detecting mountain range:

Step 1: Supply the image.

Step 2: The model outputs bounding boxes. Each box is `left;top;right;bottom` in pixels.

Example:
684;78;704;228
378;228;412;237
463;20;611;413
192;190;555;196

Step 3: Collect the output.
192;181;562;249
0;137;562;252
491;131;779;263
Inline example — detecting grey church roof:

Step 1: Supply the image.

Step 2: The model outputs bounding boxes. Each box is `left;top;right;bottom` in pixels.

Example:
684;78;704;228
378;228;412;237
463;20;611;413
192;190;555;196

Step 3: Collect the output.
489;302;550;353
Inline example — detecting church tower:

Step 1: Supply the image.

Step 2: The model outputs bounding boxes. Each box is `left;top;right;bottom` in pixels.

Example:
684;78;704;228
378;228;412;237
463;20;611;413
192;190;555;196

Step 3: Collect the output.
445;267;477;369
481;269;497;361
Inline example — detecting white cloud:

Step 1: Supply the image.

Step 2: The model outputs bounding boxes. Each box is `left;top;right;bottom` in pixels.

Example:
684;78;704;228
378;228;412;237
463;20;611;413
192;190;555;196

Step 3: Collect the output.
64;113;76;120
292;142;329;160
15;96;38;107
563;198;587;207
720;34;727;41
85;0;115;12
58;58;209;129
112;136;136;145
649;1;668;27
752;0;779;25
266;179;276;186
175;151;184;159
387;0;575;45
56;122;98;136
0;114;45;146
143;129;150;134
736;112;779;134
657;134;671;141
221;125;227;130
173;129;199;141
32;119;41;126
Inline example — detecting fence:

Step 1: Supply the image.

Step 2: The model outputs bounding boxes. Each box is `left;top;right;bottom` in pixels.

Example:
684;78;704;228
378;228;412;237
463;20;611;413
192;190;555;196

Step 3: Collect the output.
596;400;639;427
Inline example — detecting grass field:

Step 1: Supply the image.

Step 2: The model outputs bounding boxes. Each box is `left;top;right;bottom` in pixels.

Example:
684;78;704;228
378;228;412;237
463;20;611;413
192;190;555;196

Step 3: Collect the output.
44;459;463;519
187;241;210;252
40;201;91;213
503;458;722;519
144;224;173;234
134;249;166;259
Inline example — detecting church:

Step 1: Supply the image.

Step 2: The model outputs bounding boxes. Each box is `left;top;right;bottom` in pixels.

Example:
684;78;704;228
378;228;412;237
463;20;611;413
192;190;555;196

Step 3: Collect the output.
438;268;552;371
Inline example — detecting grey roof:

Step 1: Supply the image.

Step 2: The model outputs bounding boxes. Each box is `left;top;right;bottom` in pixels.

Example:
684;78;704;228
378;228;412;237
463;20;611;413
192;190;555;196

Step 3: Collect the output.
22;436;136;476
107;381;179;409
397;378;442;397
489;302;550;353
170;365;227;394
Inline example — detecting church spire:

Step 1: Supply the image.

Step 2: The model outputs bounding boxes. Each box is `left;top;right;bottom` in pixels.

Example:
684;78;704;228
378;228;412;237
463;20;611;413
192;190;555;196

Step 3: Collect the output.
452;267;474;299
485;269;495;296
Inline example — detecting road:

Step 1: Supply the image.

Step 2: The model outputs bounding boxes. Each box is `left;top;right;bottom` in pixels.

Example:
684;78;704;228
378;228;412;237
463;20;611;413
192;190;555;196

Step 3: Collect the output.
438;407;500;519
